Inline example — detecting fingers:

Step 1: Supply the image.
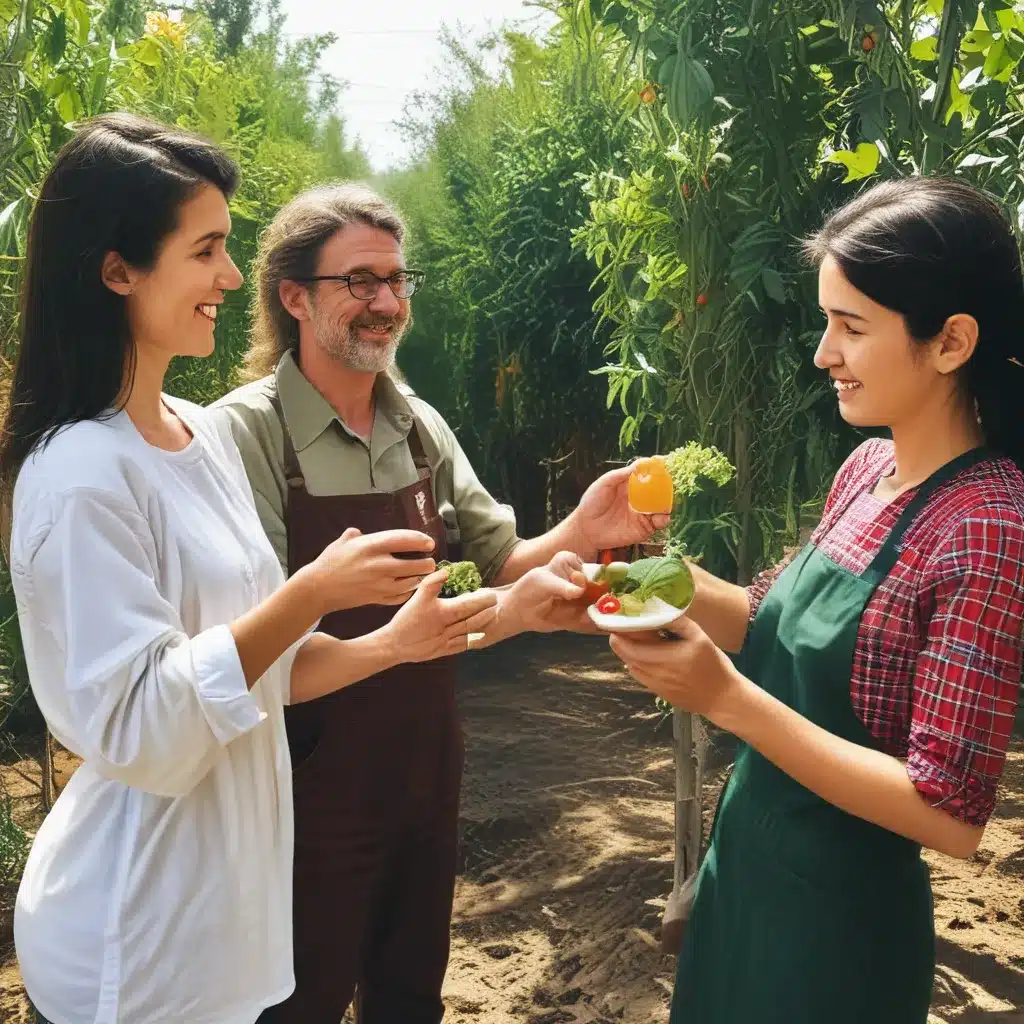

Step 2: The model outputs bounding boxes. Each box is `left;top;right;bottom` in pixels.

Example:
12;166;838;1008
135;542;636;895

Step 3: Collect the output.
548;550;584;577
339;526;362;542
608;633;631;663
382;556;437;580
551;556;588;590
662;614;699;640
608;631;661;661
540;574;586;601
446;603;499;640
601;464;634;485
362;529;437;555
439;587;498;622
409;569;450;602
443;633;477;656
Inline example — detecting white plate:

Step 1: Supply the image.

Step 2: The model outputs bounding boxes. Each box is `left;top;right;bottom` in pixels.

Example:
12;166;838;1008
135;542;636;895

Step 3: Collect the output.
587;595;687;633
582;564;689;633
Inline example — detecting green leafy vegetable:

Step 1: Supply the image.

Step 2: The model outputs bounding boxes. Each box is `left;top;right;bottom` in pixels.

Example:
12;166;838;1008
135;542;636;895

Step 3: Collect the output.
662;442;735;498
438;560;482;598
636;556;694;609
621;557;663;592
661;442;736;560
607;554;695;610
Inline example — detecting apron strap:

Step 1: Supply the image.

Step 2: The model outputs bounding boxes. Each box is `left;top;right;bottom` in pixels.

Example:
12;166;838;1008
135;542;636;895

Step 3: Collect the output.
864;446;991;582
406;418;431;471
268;387;306;490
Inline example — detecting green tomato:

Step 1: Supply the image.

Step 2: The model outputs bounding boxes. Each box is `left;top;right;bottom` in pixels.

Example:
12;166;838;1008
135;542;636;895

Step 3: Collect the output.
619;593;647;616
604;561;631;592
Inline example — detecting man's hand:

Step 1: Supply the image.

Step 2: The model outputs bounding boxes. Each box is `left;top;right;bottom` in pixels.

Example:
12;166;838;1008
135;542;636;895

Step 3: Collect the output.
491;552;601;638
567;464;671;559
490;464;671;588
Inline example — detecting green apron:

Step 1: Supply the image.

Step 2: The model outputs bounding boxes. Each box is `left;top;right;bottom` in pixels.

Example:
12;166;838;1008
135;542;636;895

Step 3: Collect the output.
670;447;989;1024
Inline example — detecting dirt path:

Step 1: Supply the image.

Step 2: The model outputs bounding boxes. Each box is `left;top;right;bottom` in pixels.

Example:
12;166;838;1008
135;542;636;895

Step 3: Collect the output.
2;633;1023;1022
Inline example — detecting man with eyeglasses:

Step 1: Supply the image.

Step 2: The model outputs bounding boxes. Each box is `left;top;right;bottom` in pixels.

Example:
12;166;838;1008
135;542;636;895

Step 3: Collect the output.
209;183;666;1024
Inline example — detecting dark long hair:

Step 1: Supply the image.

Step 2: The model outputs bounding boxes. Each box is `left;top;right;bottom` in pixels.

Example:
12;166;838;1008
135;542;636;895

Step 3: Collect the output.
0;112;239;505
803;176;1024;469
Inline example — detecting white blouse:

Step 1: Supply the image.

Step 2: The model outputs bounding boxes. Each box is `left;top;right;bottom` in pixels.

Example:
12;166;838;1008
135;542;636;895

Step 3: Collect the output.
9;397;299;1024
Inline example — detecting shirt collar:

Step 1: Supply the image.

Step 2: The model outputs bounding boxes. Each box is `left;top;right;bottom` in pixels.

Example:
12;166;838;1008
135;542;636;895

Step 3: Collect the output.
274;350;415;452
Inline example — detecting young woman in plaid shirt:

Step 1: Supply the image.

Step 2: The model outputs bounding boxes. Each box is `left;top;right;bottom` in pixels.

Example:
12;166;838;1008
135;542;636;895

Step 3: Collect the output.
610;176;1024;1023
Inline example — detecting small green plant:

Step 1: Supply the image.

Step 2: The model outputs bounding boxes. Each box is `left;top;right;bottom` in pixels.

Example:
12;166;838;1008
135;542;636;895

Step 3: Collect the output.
437;560;483;598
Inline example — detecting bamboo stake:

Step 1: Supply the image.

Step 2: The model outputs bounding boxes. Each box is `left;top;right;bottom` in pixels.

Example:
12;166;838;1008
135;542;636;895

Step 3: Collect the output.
661;708;705;954
40;726;55;812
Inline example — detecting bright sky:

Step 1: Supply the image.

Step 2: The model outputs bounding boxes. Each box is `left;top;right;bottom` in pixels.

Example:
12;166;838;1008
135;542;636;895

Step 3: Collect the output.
279;1;559;173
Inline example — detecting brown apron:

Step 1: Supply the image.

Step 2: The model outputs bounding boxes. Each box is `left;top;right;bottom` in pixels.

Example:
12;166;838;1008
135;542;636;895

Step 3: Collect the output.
258;389;464;1024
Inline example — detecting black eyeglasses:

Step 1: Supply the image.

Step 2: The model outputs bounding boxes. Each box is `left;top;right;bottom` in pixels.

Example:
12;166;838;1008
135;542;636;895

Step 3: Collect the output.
295;269;426;300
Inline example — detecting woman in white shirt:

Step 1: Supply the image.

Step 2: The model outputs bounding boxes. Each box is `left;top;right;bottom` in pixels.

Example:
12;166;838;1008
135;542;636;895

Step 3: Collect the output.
0;113;581;1024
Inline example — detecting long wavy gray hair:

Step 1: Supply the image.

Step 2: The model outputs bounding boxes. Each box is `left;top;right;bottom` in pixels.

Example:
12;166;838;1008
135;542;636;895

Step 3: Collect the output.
242;183;407;381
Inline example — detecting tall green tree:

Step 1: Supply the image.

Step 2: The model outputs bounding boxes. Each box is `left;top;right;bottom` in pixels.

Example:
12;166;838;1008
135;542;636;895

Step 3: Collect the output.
0;0;367;800
574;0;1024;583
1;0;368;403
576;0;853;583
384;23;633;532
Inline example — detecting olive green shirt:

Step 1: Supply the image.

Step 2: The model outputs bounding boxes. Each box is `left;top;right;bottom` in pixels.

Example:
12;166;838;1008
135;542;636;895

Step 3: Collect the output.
207;352;521;583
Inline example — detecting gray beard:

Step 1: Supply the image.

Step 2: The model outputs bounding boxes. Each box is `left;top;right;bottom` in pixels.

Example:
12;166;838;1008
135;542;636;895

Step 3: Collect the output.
313;317;405;373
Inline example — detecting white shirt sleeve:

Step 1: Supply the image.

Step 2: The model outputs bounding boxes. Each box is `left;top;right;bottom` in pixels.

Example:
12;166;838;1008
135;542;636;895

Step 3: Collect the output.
12;487;264;797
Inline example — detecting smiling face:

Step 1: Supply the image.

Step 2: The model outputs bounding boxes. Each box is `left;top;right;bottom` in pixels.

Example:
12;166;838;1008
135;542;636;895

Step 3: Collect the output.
114;183;243;363
813;255;966;431
303;222;411;373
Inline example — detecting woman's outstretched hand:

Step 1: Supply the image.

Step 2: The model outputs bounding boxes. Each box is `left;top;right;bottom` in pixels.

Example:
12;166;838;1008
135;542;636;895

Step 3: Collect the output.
382;568;499;661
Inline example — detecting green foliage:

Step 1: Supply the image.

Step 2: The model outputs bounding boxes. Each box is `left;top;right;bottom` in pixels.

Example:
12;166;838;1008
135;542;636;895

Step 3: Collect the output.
383;18;634;533
632;553;694;608
576;0;852;580
0;0;367;833
575;0;1024;581
0;0;369;407
820;0;1024;193
662;442;736;565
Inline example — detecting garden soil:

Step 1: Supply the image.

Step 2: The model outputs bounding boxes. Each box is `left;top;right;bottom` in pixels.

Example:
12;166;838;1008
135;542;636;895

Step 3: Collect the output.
1;633;1021;1022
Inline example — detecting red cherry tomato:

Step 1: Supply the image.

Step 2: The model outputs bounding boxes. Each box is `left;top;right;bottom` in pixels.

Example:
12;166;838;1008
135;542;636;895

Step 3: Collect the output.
596;594;622;615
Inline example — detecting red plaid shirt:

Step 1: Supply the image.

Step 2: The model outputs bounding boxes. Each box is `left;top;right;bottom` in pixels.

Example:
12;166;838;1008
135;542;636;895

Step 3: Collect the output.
747;438;1024;826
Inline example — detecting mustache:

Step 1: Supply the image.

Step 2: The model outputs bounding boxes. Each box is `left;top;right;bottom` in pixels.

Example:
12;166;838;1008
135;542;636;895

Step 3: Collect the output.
352;315;406;328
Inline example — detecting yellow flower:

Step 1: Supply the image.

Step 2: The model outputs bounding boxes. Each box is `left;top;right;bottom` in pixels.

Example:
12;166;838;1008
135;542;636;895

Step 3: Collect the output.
144;11;186;46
